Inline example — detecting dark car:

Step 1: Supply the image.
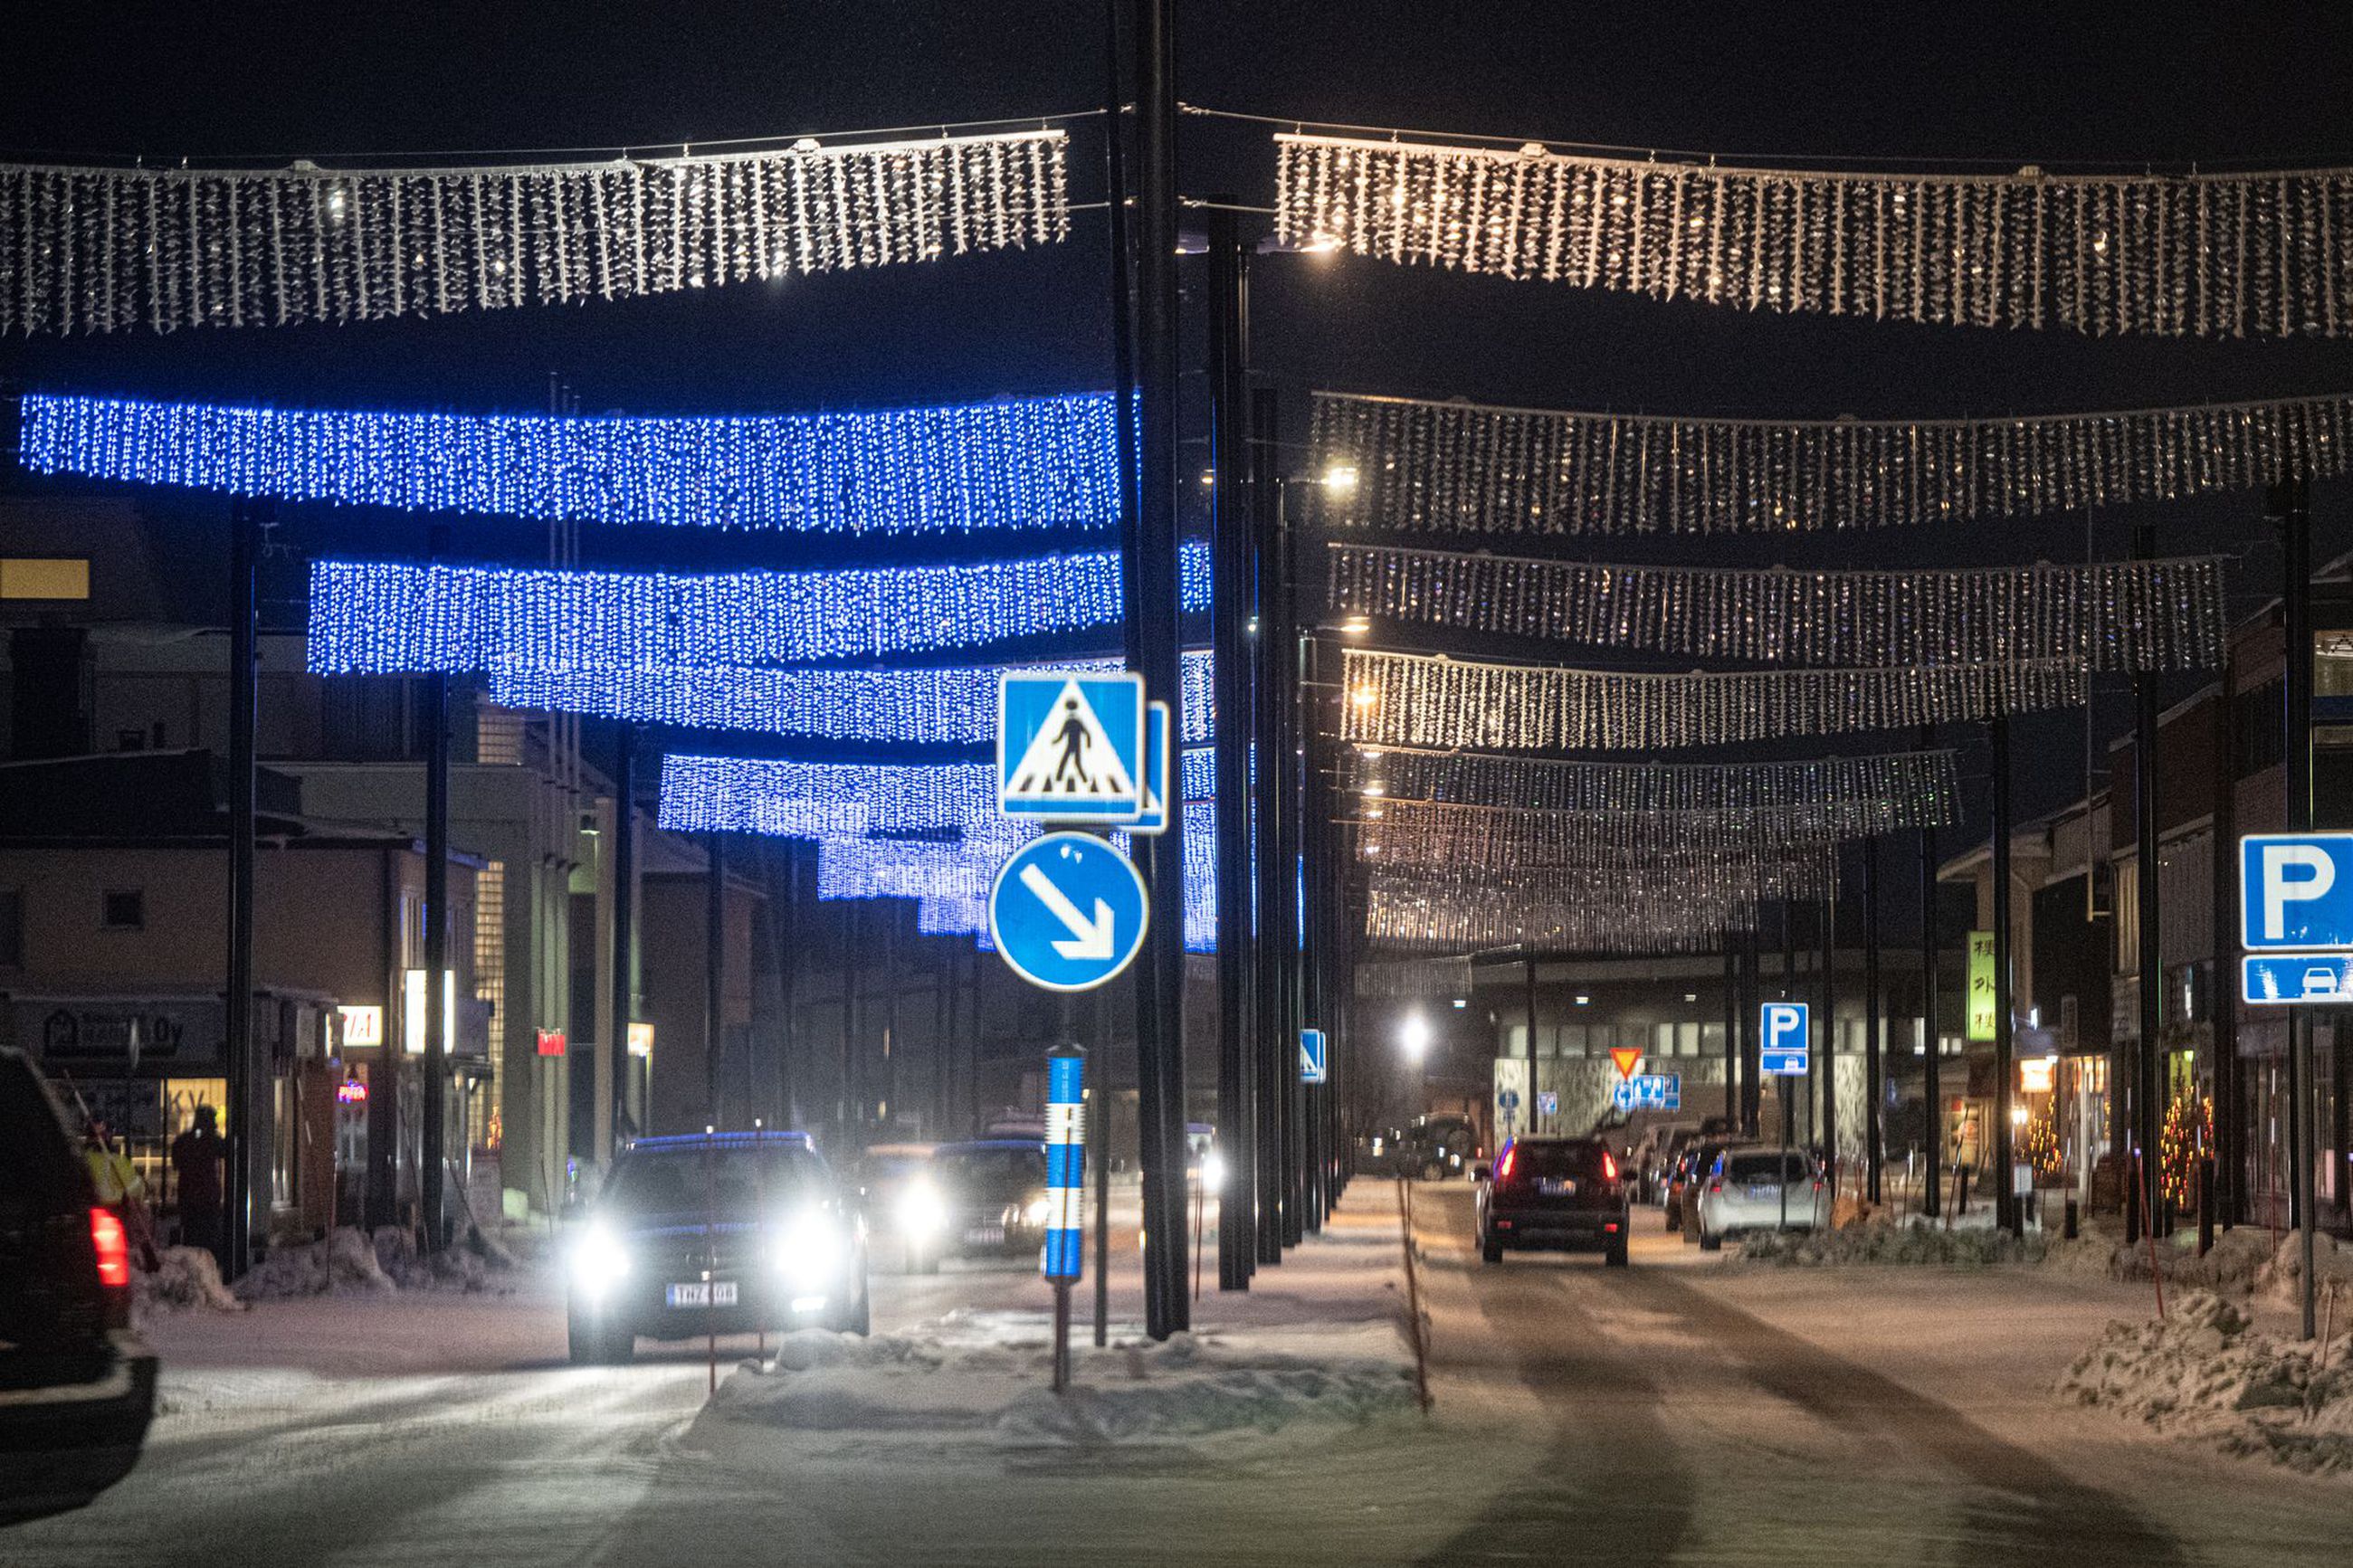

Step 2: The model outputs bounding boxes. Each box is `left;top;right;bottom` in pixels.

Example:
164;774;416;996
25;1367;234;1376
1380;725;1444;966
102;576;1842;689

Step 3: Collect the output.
1474;1136;1630;1267
926;1140;1051;1265
564;1130;869;1364
0;1047;158;1525
1667;1138;1737;1237
853;1144;942;1274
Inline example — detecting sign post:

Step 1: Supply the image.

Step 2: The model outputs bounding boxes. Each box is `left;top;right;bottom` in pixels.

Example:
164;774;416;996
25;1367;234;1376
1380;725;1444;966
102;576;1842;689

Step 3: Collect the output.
1762;1003;1810;1231
1043;1047;1086;1393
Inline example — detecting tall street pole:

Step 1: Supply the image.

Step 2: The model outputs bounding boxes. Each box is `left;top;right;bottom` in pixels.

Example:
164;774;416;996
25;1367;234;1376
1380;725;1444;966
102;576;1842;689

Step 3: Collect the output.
707;832;726;1131
421;519;451;1252
1920;786;1943;1221
1249;393;1287;1268
2275;477;2320;1339
610;723;636;1149
223;495;262;1280
1740;925;1760;1137
2132;521;2166;1243
1131;0;1190;1336
1819;887;1837;1186
1863;836;1883;1203
1205;198;1254;1291
1991;713;2015;1234
1721;934;1739;1129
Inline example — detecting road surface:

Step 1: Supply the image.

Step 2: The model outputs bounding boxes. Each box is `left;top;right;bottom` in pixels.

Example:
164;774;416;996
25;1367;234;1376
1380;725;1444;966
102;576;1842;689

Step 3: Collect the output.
9;1184;2346;1565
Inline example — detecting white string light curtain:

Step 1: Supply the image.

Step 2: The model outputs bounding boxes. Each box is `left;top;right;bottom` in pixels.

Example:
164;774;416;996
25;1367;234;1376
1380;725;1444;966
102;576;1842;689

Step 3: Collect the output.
0;128;1069;335
1349;744;1961;820
1307;390;2353;537
1343;646;2085;751
1329;543;2225;670
1275;131;2353;338
1358;798;1924;864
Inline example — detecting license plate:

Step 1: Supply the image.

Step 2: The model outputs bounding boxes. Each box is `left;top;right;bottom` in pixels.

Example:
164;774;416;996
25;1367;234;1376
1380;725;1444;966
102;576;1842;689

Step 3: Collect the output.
1538;1178;1576;1196
665;1281;738;1307
964;1224;1005;1246
1746;1184;1779;1200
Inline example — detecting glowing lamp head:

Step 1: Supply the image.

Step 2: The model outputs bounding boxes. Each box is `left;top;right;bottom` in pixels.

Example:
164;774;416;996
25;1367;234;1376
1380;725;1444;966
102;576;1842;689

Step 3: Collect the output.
1399;1012;1433;1064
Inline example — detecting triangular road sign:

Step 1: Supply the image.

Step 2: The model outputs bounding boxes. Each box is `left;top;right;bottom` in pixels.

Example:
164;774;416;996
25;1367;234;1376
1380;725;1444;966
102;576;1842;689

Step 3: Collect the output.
1609;1045;1643;1080
1003;676;1139;811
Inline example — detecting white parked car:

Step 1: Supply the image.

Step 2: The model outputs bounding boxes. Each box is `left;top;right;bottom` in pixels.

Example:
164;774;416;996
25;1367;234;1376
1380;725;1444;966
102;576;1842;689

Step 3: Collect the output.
1694;1146;1828;1250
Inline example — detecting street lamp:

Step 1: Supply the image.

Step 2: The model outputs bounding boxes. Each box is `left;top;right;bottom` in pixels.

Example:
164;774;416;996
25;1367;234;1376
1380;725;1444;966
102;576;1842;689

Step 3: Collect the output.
1399;1012;1432;1065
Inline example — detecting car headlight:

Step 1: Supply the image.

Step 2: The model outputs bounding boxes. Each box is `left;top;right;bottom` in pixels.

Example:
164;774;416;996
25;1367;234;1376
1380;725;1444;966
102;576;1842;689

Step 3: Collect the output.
897;1178;948;1237
775;1208;849;1292
1199;1151;1225;1193
569;1222;631;1297
1023;1196;1051;1227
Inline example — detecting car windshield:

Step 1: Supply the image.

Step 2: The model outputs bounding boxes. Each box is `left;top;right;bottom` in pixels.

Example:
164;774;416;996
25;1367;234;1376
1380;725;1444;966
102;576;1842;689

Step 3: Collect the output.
935;1147;1045;1195
602;1145;830;1219
859;1155;929;1187
1725;1152;1811;1182
1510;1142;1609;1178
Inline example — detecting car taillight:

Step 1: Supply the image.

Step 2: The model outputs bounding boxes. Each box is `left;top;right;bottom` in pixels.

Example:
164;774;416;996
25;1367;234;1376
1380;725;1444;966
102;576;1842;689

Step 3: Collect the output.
1708;1180;1723;1193
1496;1147;1517;1183
90;1207;130;1288
1600;1150;1618;1182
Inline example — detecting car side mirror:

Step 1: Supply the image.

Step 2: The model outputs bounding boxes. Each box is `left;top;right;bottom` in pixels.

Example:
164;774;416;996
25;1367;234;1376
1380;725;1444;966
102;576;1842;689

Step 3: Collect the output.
1472;1163;1492;1183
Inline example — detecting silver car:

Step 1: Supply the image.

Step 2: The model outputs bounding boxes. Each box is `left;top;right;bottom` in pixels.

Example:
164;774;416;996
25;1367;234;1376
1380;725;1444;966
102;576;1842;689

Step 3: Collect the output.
1694;1146;1828;1250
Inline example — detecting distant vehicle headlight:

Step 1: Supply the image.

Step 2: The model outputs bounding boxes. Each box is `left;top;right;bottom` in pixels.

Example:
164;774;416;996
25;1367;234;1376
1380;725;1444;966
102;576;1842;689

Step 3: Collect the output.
897;1178;948;1238
1024;1197;1050;1226
1199;1150;1226;1193
568;1222;631;1298
775;1208;848;1293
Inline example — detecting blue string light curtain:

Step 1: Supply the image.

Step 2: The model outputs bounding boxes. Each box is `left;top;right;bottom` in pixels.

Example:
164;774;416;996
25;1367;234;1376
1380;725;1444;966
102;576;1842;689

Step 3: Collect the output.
19;391;1119;535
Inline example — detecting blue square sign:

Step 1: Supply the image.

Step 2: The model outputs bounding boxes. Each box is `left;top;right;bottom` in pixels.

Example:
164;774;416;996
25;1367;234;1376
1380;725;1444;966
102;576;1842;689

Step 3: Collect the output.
999;671;1147;821
1760;1002;1809;1076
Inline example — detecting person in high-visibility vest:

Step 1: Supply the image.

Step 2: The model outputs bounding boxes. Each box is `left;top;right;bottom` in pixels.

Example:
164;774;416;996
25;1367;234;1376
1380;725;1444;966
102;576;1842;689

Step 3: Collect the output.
83;1120;157;1270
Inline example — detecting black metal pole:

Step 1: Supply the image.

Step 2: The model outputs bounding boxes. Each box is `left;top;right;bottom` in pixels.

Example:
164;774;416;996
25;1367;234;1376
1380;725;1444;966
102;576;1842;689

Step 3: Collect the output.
1864;837;1883;1203
612;724;636;1151
2276;477;2320;1338
1522;946;1538;1135
1781;900;1798;1143
1740;925;1761;1137
707;832;726;1131
1279;612;1305;1249
1920;801;1943;1221
1991;714;2016;1234
1206;199;1253;1290
1131;0;1189;1336
1722;935;1739;1129
1251;395;1287;1268
420;519;451;1252
1300;660;1329;1233
2132;522;2167;1243
1819;888;1837;1185
223;497;261;1279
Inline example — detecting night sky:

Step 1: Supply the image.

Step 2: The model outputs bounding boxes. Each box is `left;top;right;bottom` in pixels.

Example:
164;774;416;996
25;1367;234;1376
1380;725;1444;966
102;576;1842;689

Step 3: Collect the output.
6;3;2352;939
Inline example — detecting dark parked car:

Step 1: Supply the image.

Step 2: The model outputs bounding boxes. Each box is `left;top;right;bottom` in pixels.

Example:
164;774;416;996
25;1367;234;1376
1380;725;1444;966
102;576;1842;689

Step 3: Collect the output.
565;1130;869;1364
1;1047;157;1525
1663;1138;1737;1234
1474;1137;1630;1267
923;1140;1052;1265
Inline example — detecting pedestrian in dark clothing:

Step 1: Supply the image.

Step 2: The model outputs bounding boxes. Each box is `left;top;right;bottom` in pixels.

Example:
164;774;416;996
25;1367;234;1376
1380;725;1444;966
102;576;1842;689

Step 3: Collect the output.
171;1105;228;1266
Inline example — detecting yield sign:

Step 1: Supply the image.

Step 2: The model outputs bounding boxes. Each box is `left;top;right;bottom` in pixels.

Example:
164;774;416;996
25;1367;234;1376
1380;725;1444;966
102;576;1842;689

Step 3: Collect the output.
1608;1046;1643;1080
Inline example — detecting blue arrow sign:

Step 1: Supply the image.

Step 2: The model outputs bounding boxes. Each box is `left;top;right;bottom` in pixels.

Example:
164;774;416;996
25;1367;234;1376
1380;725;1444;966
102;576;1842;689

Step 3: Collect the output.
987;832;1149;992
2243;953;2353;1005
1760;1002;1810;1076
2240;833;2353;951
998;671;1147;821
1300;1028;1328;1084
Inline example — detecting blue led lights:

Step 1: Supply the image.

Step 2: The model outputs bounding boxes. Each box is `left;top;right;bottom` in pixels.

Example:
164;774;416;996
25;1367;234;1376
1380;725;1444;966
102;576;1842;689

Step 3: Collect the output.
507;650;1215;745
654;749;1214;837
20;391;1119;535
308;547;1211;673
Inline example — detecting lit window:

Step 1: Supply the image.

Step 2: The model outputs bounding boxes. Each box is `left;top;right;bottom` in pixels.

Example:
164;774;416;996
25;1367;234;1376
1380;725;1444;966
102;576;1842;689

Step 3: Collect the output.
0;558;90;600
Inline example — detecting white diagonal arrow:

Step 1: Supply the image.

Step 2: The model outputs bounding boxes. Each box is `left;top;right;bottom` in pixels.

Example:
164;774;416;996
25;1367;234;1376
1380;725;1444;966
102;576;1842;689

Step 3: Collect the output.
1020;863;1116;961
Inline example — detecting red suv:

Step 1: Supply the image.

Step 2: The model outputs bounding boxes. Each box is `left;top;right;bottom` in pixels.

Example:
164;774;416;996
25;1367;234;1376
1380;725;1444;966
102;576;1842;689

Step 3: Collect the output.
1475;1137;1631;1268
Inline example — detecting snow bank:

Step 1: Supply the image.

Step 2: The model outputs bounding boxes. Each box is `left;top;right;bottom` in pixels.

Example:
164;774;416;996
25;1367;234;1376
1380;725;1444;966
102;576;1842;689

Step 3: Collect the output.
2058;1290;2353;1475
232;1225;526;1301
136;1245;248;1316
1736;1216;2046;1268
712;1312;1419;1447
2044;1221;2353;1304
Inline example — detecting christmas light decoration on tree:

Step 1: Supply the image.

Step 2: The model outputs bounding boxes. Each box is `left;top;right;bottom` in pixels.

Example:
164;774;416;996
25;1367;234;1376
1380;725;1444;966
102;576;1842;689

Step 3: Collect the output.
1307;389;2353;537
19;391;1119;535
1276;131;2353;337
2158;1092;2214;1210
491;648;1215;744
2019;1103;2065;1184
1342;647;2085;751
307;546;1212;673
1348;745;1960;820
1329;543;2225;670
1;127;1070;336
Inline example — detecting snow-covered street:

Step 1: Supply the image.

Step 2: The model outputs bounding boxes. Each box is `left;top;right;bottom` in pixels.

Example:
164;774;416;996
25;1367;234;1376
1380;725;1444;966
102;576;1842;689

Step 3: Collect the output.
12;1183;2350;1566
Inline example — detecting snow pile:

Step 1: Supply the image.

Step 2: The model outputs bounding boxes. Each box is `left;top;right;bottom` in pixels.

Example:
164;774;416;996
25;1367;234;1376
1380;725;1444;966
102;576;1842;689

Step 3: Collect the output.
136;1245;248;1316
230;1225;526;1301
2058;1290;2353;1475
713;1313;1418;1446
2043;1222;2353;1303
1737;1215;2045;1268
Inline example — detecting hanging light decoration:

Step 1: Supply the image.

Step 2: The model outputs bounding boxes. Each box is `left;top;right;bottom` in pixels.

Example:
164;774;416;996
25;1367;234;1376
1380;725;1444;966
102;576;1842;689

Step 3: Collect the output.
1357;798;1925;863
1341;647;2085;751
1347;744;1961;819
18;391;1119;535
1276;131;2353;338
654;749;1215;838
1329;542;2225;670
0;128;1069;336
491;648;1215;745
307;546;1211;673
1307;388;2352;537
1354;955;1477;1001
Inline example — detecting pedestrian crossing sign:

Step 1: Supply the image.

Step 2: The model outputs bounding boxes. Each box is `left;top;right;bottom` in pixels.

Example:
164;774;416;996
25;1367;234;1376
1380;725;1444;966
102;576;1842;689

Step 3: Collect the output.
1120;701;1171;836
999;671;1148;820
